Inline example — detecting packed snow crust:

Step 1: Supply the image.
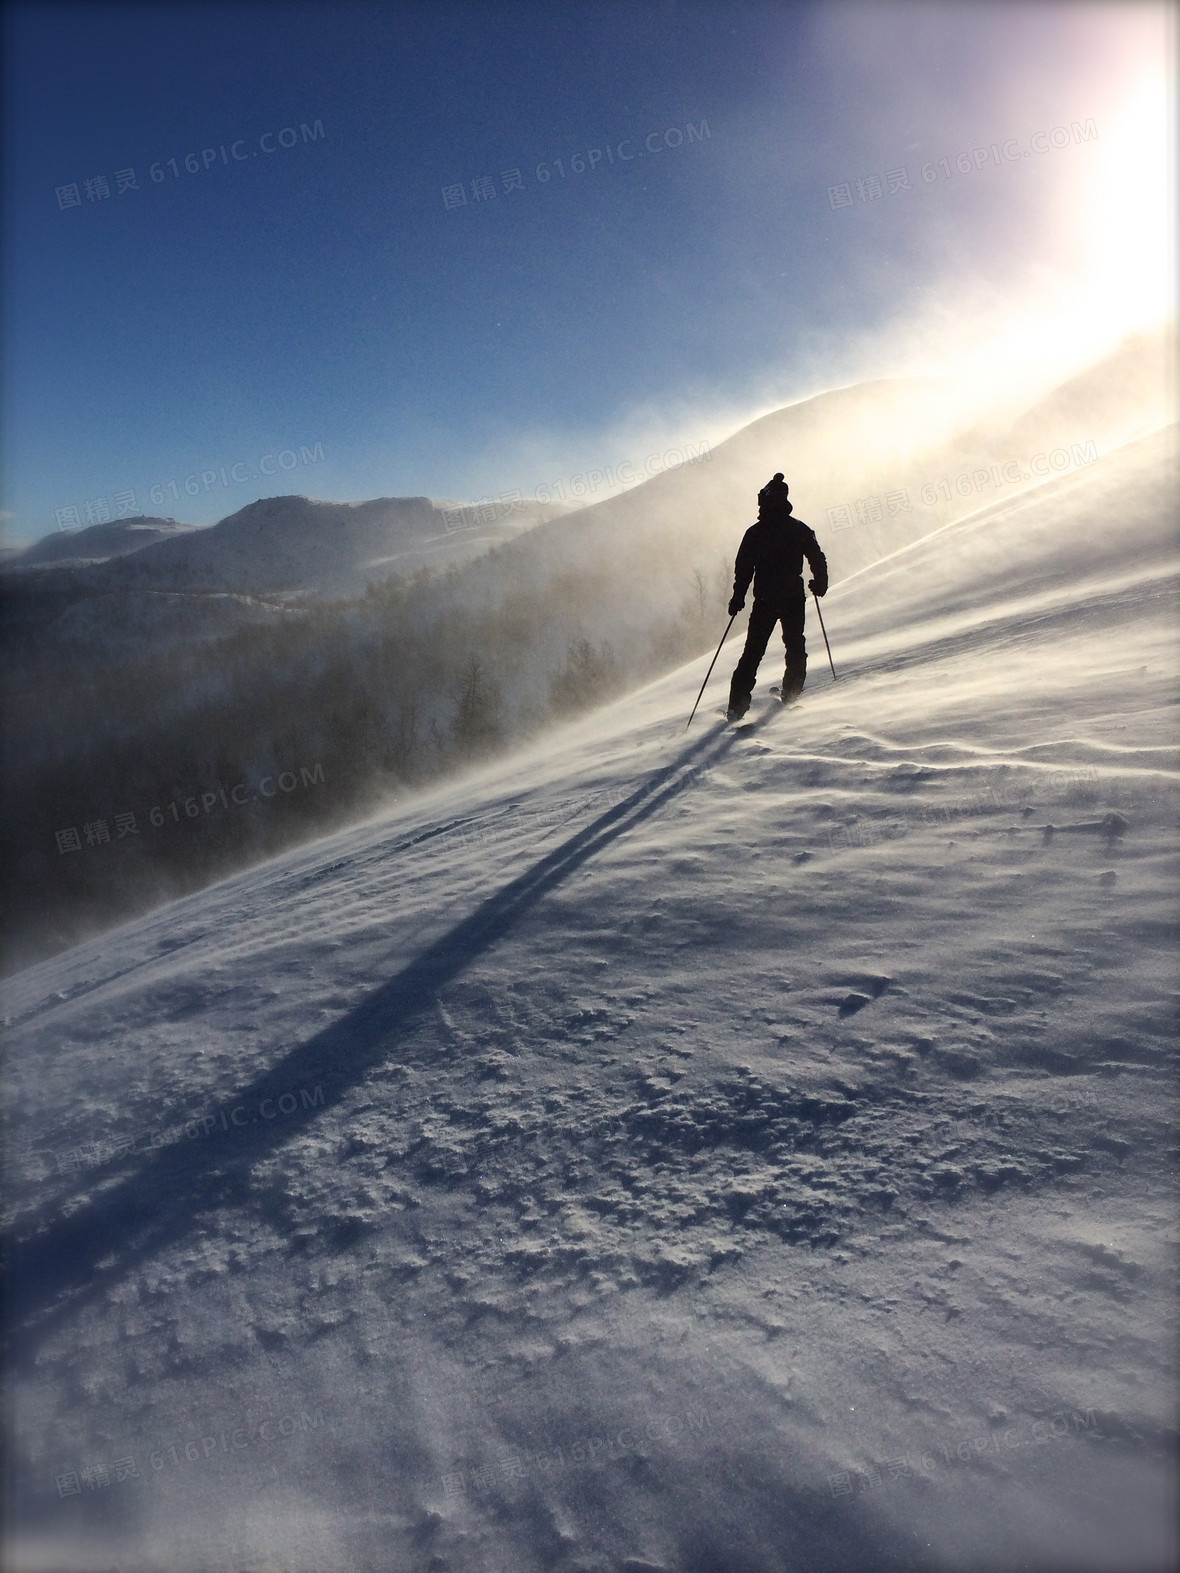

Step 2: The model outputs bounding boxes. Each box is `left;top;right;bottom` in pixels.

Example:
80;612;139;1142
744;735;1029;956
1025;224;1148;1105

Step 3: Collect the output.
3;427;1177;1572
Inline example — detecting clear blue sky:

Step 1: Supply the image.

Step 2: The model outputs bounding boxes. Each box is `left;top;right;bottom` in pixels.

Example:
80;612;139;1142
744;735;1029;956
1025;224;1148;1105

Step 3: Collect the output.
1;0;1168;544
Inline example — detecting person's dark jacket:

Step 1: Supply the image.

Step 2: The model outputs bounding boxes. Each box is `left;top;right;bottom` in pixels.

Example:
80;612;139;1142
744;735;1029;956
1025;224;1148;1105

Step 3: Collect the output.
731;501;828;608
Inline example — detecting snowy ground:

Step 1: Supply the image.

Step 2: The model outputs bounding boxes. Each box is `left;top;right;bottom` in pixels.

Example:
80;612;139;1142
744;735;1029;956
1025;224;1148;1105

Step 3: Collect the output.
3;427;1177;1573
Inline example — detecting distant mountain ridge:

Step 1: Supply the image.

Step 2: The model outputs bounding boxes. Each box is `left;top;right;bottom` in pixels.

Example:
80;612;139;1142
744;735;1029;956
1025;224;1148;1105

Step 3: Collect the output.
1;492;573;654
6;493;571;597
10;515;200;568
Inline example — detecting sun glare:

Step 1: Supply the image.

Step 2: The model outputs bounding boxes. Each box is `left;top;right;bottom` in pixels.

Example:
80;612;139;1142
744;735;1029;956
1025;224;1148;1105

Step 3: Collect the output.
936;54;1177;409
1087;66;1177;337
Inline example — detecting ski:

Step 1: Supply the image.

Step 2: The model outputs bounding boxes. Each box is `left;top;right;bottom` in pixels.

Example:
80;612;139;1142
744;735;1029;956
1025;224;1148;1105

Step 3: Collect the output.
719;695;788;725
770;684;802;709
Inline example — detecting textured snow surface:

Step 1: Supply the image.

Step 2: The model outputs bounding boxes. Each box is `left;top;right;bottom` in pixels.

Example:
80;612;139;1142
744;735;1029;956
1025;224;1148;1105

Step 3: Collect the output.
3;428;1177;1572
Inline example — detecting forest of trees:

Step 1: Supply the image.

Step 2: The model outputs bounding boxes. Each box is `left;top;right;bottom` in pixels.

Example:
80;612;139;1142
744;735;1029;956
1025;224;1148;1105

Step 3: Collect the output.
2;544;731;971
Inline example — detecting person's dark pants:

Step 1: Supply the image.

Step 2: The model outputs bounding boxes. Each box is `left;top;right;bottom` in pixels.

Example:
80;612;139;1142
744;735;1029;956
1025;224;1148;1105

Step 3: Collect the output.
729;594;807;711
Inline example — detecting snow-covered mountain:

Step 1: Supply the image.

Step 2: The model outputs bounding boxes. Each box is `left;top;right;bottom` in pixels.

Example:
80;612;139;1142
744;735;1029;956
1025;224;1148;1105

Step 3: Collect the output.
2;493;572;661
8;516;203;569
4;424;1175;1573
6;494;571;599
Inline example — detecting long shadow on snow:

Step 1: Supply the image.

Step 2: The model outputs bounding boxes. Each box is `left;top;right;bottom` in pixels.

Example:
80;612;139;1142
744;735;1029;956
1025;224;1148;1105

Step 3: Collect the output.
4;714;762;1361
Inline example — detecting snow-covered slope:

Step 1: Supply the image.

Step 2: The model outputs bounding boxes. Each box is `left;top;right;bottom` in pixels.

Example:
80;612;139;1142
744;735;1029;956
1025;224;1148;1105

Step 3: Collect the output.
3;428;1177;1573
468;326;1175;603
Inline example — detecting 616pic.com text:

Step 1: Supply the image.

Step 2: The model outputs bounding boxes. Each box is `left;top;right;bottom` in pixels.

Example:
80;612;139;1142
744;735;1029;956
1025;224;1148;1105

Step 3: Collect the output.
54;443;325;532
55;120;326;212
54;764;326;856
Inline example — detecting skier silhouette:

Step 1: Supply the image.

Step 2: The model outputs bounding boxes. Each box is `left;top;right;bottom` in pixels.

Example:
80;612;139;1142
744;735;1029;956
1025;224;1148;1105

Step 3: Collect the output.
726;473;828;721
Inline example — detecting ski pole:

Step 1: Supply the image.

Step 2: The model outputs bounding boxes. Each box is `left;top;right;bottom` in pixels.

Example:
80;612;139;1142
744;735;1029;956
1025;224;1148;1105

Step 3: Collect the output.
685;612;737;731
813;592;837;680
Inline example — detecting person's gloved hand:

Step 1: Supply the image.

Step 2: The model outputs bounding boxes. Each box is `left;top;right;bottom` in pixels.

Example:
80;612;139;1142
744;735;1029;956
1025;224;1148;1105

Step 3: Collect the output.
727;595;745;616
808;579;827;598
